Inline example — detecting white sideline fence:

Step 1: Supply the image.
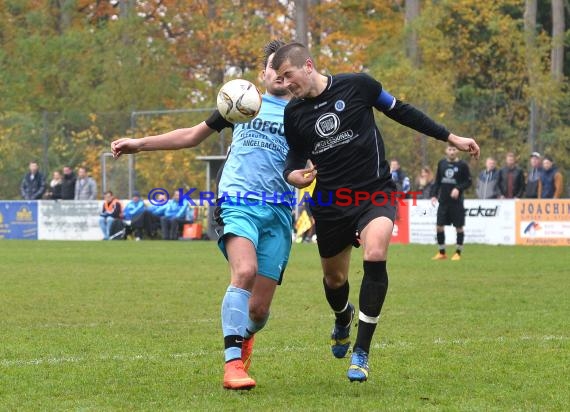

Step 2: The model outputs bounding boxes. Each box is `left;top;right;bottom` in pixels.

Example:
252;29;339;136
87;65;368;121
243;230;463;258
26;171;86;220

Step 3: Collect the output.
1;199;569;245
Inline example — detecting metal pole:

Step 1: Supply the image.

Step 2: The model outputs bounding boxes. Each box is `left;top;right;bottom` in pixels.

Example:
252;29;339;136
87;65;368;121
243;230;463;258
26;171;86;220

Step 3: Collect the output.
129;112;136;199
205;162;211;194
101;152;107;193
101;152;117;194
128;154;134;199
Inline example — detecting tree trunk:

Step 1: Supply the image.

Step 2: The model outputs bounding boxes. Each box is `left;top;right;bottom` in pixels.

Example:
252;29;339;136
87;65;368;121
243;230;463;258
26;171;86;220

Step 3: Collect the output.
405;0;420;67
294;0;309;46
207;0;224;88
550;0;565;81
405;0;423;162
120;0;136;19
53;0;75;34
524;0;538;151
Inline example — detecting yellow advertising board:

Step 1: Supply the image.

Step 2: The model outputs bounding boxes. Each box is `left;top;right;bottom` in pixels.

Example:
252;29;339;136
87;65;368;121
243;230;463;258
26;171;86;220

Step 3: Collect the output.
515;199;570;246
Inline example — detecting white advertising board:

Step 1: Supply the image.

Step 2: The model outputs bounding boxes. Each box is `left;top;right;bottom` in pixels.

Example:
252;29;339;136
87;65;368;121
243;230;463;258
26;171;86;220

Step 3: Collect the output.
409;199;515;245
38;201;102;240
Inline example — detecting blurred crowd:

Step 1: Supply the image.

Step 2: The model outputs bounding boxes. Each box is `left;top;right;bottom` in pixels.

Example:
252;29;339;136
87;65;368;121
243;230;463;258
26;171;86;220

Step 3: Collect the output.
20;162;97;201
19;161;197;241
18;152;568;244
385;151;566;201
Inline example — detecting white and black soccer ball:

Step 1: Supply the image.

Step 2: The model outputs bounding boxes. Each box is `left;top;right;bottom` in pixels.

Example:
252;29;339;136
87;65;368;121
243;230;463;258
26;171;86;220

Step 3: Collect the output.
216;79;262;123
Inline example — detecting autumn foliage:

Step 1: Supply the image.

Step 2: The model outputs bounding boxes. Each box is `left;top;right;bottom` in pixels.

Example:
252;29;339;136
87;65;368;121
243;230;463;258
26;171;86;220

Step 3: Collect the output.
0;0;568;199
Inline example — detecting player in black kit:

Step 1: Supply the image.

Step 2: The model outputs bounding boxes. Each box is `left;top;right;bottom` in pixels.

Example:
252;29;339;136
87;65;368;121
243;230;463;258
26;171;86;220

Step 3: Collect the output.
430;145;472;261
272;42;480;382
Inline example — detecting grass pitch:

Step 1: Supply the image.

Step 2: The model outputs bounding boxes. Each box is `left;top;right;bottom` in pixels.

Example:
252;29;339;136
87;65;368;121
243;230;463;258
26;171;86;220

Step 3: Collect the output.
0;240;568;411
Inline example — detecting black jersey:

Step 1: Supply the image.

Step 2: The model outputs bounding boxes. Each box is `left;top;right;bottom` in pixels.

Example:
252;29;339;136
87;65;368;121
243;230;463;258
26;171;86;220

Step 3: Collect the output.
431;158;472;203
284;73;449;218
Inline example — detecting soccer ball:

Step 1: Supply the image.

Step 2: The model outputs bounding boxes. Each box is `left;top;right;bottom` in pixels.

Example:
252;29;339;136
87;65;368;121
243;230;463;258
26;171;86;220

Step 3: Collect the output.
216;79;262;123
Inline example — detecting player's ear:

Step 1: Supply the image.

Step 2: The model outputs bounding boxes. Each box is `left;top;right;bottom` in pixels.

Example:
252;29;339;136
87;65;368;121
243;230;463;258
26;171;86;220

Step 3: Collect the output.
258;69;265;82
304;58;314;75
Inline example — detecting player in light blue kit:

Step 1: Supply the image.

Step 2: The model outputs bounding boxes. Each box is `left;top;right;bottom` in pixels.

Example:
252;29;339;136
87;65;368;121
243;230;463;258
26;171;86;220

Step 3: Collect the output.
111;40;292;391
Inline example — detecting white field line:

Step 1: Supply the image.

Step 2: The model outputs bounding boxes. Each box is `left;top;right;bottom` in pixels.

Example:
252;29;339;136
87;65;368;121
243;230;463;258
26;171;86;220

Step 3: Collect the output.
3;318;219;329
1;335;566;367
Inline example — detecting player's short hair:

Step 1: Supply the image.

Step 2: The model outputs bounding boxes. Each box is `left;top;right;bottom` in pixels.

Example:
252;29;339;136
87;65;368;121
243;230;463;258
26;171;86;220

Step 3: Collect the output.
272;42;311;70
263;40;286;69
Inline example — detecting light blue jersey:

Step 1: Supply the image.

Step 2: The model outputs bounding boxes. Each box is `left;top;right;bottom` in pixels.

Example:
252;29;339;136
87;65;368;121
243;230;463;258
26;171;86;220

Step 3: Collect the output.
218;94;293;204
216;93;293;281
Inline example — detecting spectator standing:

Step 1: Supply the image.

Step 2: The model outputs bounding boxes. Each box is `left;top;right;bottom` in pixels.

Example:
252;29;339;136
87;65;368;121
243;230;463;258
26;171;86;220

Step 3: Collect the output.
75;167;97;200
390;159;411;196
415;166;435;200
539;156;564;199
20;161;46;200
60;166;76;200
524;152;542;198
46;170;63;200
497;152;525;199
476;157;499;199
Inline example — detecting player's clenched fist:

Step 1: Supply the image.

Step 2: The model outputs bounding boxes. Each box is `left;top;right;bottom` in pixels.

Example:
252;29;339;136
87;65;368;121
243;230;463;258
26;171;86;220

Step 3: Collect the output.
111;138;141;158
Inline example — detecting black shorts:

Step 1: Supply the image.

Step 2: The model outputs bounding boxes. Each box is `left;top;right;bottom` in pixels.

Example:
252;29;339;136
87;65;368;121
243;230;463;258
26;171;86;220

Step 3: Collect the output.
314;198;397;259
436;201;465;227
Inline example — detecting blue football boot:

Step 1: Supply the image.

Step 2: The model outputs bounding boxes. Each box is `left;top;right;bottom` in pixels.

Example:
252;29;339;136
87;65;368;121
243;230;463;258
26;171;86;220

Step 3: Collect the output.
347;348;369;382
330;303;355;358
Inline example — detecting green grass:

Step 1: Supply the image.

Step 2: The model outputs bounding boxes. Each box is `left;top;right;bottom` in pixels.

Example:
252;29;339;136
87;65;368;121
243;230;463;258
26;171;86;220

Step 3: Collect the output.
0;241;568;411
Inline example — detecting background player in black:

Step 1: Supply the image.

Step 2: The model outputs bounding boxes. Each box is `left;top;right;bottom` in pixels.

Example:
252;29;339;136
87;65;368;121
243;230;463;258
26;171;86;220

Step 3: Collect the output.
273;42;480;382
430;145;472;261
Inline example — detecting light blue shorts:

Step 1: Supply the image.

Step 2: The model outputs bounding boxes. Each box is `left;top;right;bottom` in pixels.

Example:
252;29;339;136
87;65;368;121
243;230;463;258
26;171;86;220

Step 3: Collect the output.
218;200;292;283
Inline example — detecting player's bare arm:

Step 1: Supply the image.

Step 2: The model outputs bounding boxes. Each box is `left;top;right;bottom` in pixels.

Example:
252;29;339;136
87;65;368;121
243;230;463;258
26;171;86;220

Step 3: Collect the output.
448;134;480;160
111;122;214;158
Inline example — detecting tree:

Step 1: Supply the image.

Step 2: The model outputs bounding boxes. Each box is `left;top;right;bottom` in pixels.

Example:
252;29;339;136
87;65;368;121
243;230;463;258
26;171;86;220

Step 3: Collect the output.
0;1;189;198
1;0;568;199
543;0;569;170
525;0;539;151
405;0;420;67
294;0;309;45
551;0;565;81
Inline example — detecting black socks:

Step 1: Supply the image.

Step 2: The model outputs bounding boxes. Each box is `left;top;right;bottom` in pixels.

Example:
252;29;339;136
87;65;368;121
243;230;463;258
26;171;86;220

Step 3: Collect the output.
354;261;389;354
